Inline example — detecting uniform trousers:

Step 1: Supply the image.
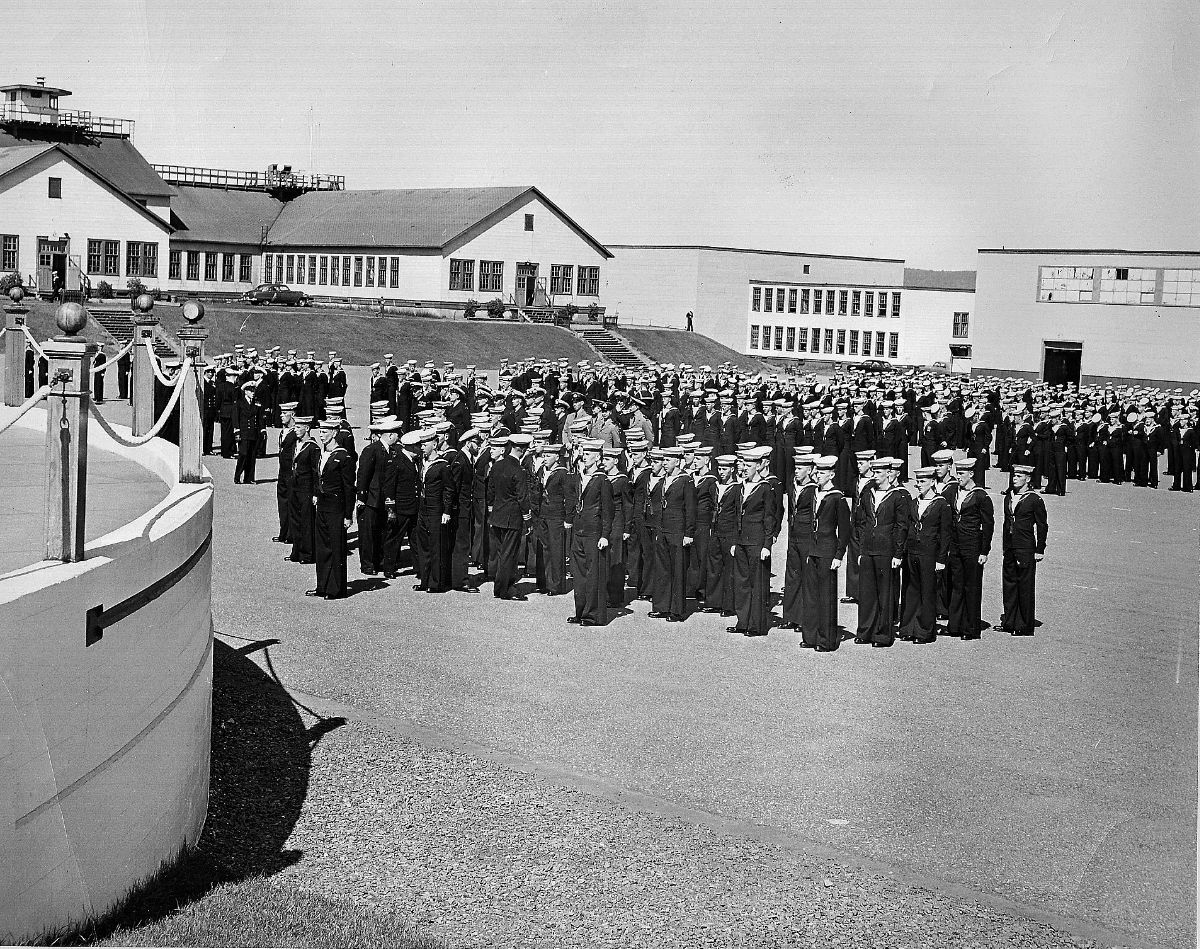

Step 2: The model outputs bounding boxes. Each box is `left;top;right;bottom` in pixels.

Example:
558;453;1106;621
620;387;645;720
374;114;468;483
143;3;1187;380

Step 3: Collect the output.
234;438;258;484
705;536;736;613
802;555;840;650
472;506;490;572
652;537;689;617
733;547;772;634
571;534;609;624
686;525;711;596
203;412;217;454
491;526;522;598
452;511;474;587
219;416;234;457
781;537;809;626
637;524;658;598
947;547;984;637
288;496;316;563
276;491;290;543
625;520;646;590
381;513;414;574
898;553;938;642
1045;451;1067;495
1001;548;1037;634
314;504;347;598
358;503;384;571
844;534;860;601
856;554;898;645
534;521;568;594
606;535;627;607
415;518;449;592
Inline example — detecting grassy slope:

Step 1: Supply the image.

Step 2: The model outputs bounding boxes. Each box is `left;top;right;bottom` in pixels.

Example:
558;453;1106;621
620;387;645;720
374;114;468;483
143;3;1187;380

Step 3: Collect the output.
618;327;774;374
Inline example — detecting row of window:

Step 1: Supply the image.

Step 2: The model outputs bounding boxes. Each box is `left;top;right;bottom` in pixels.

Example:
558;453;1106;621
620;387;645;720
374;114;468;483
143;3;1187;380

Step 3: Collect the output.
261;253;401;289
76;238;159;277
1037;265;1200;306
750;324;900;359
450;258;601;295
169;250;254;283
751;285;901;318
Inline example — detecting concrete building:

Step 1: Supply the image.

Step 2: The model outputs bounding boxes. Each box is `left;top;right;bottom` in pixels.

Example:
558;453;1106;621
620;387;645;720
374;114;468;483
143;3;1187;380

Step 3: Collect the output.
972;249;1200;387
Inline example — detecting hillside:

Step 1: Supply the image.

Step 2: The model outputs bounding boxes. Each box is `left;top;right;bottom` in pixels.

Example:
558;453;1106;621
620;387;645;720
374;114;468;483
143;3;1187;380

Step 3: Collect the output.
618;327;775;375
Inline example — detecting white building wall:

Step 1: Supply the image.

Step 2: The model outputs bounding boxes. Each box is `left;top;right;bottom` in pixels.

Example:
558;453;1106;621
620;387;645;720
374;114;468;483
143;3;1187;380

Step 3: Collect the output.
0;150;169;289
165;243;260;295
260;247;438;300
442;194;609;306
896;288;974;367
603;247;702;328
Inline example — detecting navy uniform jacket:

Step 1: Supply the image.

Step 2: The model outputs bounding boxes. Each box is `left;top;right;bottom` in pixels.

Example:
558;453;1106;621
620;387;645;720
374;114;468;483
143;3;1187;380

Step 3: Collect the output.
713;482;742;545
608;471;630;543
628;467;651;526
574;471;614;539
419;456;455;523
787;482;817;555
694;474;717;532
292;441;319;500
487;454;530;529
853;485;910;558
969;421;992;471
384;449;420;520
1003;490;1048;554
540;465;578;525
907;494;953;562
952;486;995;554
316;447;356;519
736;479;779;549
356;440;389;509
659;473;698;543
232;395;262;442
810;488;851;560
278;428;298;499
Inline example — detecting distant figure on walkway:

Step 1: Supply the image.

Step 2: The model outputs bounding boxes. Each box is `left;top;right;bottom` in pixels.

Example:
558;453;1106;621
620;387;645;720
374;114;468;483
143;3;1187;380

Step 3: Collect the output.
685;310;694;331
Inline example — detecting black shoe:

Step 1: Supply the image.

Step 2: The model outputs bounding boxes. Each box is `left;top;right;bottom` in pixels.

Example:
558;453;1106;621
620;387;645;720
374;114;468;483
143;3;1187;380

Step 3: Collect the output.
361;566;378;575
840;596;857;604
566;616;582;625
854;637;871;645
383;571;400;579
666;614;685;622
700;607;722;614
413;584;428;592
304;589;320;597
726;626;746;633
502;594;528;601
871;641;892;648
778;621;798;630
455;586;479;594
721;611;735;618
648;611;670;618
743;629;767;637
799;642;815;649
814;645;835;652
961;633;981;641
272;536;285;543
580;619;599;627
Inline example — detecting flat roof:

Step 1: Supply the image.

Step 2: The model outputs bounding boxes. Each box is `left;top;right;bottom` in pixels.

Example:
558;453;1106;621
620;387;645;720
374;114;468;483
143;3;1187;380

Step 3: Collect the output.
606;244;904;264
0;83;71;96
978;248;1200;256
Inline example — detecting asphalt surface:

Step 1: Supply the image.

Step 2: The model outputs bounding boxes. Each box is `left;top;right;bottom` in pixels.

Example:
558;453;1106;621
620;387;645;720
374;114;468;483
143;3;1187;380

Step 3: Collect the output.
203;415;1197;949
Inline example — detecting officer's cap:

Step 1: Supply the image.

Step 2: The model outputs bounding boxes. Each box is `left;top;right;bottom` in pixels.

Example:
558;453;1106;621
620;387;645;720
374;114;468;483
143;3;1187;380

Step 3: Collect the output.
279;401;298;412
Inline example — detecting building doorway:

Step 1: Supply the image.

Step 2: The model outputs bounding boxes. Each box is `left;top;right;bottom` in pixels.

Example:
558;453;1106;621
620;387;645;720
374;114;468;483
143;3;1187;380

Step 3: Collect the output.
516;262;538;307
949;344;972;374
37;237;68;297
1043;341;1082;387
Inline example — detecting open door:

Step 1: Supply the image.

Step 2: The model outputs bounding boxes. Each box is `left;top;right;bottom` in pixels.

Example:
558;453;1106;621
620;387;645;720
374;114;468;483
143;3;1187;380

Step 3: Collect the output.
1042;341;1082;387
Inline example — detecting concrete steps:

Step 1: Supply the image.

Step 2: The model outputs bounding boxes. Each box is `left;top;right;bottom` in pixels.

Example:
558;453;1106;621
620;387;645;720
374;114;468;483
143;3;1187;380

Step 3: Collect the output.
572;326;650;369
90;309;179;358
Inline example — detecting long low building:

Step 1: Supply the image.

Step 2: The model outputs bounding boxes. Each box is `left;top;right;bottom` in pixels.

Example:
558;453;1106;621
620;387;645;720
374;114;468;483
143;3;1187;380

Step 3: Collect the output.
972;248;1200;388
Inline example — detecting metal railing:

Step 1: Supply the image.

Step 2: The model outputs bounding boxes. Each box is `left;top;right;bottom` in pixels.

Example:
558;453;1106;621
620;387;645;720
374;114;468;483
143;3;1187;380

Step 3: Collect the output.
0;102;135;137
153;163;345;192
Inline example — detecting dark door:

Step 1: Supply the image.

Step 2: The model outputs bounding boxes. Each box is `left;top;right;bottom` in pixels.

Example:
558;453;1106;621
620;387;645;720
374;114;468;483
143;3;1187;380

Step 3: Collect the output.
1043;344;1082;387
516;263;537;306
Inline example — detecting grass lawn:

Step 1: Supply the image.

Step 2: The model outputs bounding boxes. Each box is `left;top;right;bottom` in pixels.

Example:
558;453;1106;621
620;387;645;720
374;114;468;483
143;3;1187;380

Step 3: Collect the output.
618;327;775;375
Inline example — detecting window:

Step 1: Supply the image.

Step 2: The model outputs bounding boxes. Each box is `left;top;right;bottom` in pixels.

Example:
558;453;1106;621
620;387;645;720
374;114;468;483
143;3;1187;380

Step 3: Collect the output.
294;254;305;284
449;258;473;291
836;329;846;355
390;257;400;288
812;289;822;313
1097;266;1157;304
800;289;809;314
825;290;835;315
891;292;901;317
222;253;235;282
797;328;807;352
319;255;328;285
330;255;340;286
89;239;119;276
952;312;969;338
752;287;762;311
365;255;375;287
525;213;534;231
240;254;252;282
48;177;61;199
888;332;899;359
551;264;574;295
310;255;318;284
285;254;295;282
377;257;386;288
577;265;600;296
342;255;351;286
838;290;848;315
749;325;759;349
823;329;833;354
1;234;17;271
1038;266;1095;303
764;288;774;311
863;331;872;354
786;327;795;350
774;326;783;350
263;253;274;283
353;256;363;286
849;330;859;355
811;328;820;351
777;288;787;312
788;289;797;313
865;291;874;317
126;241;157;277
187;251;200;281
875;332;885;356
803;264;810;274
480;260;503;293
877;292;887;317
1162;269;1200;306
851;290;861;316
168;249;181;280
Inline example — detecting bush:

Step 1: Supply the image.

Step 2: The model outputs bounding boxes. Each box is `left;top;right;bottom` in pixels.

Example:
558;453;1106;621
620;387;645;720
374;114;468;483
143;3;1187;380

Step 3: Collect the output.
486;297;506;318
587;302;600;322
463;298;479;319
126;277;147;298
96;280;114;299
0;271;23;295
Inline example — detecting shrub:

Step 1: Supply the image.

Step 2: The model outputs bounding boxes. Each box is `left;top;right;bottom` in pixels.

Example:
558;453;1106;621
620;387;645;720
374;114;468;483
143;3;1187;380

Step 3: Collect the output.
486;297;506;318
587;302;600;322
96;280;114;299
126;277;147;298
0;271;23;294
463;298;479;319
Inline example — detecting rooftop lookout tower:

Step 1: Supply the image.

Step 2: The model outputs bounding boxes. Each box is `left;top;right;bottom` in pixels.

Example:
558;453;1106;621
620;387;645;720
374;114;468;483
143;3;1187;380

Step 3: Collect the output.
0;77;136;139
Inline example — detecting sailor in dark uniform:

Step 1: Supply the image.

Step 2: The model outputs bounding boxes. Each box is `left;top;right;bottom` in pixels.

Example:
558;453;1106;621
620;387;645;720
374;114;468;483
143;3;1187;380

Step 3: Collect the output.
567;440;613;626
729;445;778;637
898;466;953;644
274;401;299;543
307;419;355;599
802;455;850;652
998;464;1048;636
488;433;533;600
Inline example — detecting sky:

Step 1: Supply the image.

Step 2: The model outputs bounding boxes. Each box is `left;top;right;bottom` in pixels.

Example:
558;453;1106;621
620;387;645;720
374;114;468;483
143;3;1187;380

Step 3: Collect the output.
8;0;1197;269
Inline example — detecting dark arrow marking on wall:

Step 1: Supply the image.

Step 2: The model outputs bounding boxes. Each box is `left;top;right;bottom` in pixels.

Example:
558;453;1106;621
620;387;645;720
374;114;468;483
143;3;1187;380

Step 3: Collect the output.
85;532;212;646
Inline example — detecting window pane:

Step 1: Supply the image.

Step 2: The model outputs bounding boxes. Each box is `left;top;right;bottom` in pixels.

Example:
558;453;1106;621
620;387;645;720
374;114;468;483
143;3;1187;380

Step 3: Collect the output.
800;289;809;314
788;289;797;313
836;329;846;354
838;290;847;315
752;287;761;312
888;332;899;358
749;325;759;349
786;327;795;350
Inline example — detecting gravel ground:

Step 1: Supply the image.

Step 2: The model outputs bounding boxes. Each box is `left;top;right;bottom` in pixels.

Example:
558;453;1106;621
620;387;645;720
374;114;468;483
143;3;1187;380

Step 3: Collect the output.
267;707;1112;949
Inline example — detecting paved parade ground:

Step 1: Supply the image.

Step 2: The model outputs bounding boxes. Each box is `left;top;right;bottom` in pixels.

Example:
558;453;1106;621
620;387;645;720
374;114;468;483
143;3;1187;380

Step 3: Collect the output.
200;433;1197;948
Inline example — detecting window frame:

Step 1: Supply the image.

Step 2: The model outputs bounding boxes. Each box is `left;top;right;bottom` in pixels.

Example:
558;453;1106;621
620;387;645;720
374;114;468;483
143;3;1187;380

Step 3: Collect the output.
752;287;762;312
48;176;62;199
836;328;846;354
480;259;503;293
186;251;200;281
168;248;181;281
764;287;774;312
449;257;474;292
800;288;809;314
365;255;375;287
319;255;329;286
891;292;901;317
390;256;400;289
952;312;969;338
354;256;364;287
864;291;874;317
240;253;252;282
797;327;807;353
788;288;797;313
851;290;861;316
823;328;833;354
309;255;318;284
749;324;759;350
550;263;574;295
849;329;859;355
524;213;534;231
342;255;351;287
577;265;599;296
786;326;795;351
222;252;235;282
888;332;899;359
1;234;18;271
774;326;784;350
838;290;848;315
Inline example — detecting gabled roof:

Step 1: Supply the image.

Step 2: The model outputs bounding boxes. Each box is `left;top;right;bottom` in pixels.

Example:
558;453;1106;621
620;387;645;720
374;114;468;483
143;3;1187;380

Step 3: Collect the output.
170;185;286;244
266;185;613;258
0;128;173;199
903;268;977;291
0;141;51;178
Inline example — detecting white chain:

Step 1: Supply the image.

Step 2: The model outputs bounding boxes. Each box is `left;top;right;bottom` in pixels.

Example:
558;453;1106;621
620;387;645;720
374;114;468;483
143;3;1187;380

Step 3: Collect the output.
88;355;193;447
0;384;52;437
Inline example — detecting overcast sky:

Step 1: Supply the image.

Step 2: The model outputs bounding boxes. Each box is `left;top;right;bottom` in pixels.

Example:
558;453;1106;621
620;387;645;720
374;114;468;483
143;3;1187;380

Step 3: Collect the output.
10;0;1197;268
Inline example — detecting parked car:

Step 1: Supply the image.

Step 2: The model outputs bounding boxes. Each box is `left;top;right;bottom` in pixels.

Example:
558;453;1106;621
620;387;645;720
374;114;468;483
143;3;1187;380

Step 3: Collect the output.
240;284;311;307
853;359;891;373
